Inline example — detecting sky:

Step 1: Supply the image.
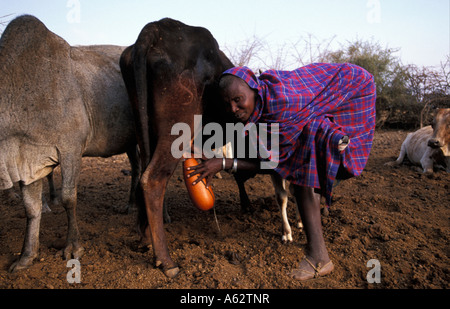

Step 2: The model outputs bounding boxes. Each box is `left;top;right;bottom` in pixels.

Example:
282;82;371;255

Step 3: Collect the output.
1;0;449;69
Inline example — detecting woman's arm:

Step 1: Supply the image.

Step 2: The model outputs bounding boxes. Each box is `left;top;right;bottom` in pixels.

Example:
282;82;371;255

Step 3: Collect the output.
186;158;270;188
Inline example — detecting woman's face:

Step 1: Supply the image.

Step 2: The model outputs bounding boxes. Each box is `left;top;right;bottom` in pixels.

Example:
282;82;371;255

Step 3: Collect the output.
221;78;256;123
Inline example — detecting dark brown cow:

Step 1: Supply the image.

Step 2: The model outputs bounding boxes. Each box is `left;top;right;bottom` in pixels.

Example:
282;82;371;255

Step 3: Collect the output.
120;18;233;278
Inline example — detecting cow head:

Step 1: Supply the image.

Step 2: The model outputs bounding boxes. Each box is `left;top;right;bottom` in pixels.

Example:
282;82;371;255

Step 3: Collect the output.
428;108;450;149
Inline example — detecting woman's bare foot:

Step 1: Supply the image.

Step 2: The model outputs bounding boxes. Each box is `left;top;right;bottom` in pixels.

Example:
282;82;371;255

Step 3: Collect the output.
290;256;334;281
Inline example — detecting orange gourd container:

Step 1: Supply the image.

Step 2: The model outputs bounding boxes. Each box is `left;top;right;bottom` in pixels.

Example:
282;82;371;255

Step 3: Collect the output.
183;158;215;211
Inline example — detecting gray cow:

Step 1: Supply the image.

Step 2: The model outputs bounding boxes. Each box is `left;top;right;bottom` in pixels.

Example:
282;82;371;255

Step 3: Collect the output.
0;15;139;272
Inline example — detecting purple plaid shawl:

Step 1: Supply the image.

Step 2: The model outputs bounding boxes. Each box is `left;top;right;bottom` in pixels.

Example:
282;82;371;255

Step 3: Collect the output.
222;63;376;205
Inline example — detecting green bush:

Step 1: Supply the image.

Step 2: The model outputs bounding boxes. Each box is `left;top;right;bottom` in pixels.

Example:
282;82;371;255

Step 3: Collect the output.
324;40;449;129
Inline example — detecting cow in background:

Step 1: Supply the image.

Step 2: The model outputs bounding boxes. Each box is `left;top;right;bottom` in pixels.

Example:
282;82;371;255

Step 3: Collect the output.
428;108;450;171
386;108;450;173
120;18;233;278
0;15;139;272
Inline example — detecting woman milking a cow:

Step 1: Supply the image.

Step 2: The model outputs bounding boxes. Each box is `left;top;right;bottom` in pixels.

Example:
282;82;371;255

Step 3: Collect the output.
186;63;376;281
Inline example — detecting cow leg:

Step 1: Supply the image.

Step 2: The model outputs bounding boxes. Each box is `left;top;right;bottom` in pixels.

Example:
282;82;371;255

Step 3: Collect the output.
162;197;171;224
288;184;304;232
46;171;58;205
9;179;43;272
141;154;179;278
127;147;140;211
292;200;304;231
271;175;293;243
235;176;251;212
59;154;84;260
419;146;436;174
112;146;141;214
41;172;55;213
295;207;303;231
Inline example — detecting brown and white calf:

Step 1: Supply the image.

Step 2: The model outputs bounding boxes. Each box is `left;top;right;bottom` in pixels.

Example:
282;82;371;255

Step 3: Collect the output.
271;175;303;242
386;108;450;173
223;143;302;243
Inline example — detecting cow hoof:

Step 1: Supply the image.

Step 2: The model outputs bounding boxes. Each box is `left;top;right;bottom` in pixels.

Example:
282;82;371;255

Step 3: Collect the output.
56;243;85;260
164;266;180;278
281;233;293;243
9;255;35;273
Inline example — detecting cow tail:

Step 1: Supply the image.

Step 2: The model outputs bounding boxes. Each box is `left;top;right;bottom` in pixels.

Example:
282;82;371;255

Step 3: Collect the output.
132;42;152;235
133;44;151;166
135;182;148;237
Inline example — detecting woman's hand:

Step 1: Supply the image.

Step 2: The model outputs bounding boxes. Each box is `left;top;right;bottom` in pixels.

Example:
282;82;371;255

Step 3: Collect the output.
186;158;223;188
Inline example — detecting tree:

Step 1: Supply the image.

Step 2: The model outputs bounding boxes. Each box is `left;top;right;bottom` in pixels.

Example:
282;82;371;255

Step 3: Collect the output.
223;34;265;68
320;39;450;128
224;36;449;128
0;14;13;36
324;40;404;104
404;57;450;127
291;33;337;66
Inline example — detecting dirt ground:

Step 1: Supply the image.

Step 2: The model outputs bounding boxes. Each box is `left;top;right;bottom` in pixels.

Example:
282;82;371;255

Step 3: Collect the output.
0;130;448;290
